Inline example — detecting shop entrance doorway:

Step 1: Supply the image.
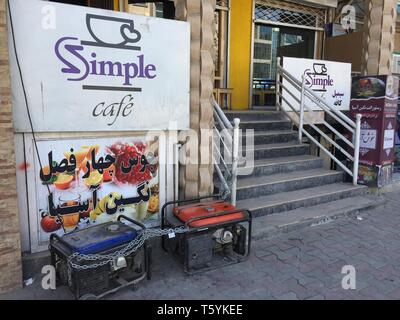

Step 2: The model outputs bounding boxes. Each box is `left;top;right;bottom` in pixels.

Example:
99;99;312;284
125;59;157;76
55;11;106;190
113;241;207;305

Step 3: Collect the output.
251;24;315;107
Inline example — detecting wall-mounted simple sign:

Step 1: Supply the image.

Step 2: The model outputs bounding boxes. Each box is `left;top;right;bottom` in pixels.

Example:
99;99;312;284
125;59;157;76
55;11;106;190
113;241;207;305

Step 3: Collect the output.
8;0;190;132
282;57;351;112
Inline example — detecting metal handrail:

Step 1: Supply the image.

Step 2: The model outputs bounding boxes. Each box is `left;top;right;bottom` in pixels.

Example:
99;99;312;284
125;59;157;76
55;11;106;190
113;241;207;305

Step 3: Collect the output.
213;99;240;205
276;57;362;185
214;100;234;130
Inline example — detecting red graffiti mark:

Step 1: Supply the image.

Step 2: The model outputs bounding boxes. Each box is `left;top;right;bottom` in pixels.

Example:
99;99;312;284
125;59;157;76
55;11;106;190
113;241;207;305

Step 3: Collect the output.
18;162;30;171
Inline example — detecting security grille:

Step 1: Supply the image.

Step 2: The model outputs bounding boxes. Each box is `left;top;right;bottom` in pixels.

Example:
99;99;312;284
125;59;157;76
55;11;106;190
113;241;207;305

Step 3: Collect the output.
254;0;326;30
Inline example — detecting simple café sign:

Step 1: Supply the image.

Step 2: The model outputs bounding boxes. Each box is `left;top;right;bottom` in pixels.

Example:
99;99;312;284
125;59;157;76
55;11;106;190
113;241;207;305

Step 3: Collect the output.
282;57;351;112
8;0;190;132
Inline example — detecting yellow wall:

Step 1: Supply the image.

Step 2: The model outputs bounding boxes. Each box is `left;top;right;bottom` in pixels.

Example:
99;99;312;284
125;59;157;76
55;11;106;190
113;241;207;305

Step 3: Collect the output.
228;0;252;109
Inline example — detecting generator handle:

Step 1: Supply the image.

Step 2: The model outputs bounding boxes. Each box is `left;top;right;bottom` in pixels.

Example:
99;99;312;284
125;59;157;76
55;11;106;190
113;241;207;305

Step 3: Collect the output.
49;233;75;251
183;208;252;228
117;215;146;231
161;193;222;230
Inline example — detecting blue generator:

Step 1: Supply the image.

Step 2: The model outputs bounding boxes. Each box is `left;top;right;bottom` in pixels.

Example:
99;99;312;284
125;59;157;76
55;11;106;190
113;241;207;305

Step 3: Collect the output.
49;215;151;299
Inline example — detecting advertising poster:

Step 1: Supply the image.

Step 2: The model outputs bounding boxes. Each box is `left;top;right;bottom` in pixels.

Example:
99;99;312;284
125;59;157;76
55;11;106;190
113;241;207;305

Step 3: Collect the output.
395;96;400;172
350;75;399;166
35;136;160;244
350;75;399;186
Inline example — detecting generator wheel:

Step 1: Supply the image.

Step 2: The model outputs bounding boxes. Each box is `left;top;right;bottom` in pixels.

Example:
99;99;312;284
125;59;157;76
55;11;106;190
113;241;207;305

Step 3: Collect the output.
79;294;98;300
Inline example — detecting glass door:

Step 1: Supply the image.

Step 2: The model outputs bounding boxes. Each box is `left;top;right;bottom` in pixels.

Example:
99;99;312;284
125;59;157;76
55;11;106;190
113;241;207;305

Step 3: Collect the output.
252;24;315;107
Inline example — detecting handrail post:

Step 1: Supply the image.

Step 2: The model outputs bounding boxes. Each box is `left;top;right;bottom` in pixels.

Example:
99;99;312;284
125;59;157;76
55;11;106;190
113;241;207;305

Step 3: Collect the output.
353;114;362;185
298;75;306;143
276;57;281;111
231;118;240;206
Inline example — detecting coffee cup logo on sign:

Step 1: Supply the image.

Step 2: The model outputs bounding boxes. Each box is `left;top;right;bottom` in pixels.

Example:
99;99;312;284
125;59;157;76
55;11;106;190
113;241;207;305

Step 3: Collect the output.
84;14;142;50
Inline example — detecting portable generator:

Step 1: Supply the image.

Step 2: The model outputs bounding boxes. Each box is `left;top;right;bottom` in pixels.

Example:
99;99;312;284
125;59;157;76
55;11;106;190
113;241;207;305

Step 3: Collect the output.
49;215;151;300
161;195;252;274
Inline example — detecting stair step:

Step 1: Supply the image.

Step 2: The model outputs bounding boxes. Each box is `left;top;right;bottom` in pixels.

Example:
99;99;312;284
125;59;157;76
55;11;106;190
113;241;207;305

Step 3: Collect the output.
241;130;297;145
237;183;367;218
249;142;309;160
237;155;323;178
225;110;283;121
240;119;292;131
251;193;380;240
236;169;344;200
252;106;278;111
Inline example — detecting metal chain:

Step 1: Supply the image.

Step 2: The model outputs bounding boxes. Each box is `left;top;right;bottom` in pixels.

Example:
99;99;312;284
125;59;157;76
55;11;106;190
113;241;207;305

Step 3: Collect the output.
65;226;188;286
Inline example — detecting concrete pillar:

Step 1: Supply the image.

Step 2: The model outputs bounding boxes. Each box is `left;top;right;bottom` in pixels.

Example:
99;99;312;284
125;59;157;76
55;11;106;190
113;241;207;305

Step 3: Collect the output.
175;0;215;198
361;0;398;75
0;0;23;294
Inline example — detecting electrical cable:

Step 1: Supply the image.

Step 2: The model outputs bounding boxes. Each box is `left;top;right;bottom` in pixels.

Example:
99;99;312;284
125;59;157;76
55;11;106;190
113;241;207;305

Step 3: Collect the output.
7;0;51;195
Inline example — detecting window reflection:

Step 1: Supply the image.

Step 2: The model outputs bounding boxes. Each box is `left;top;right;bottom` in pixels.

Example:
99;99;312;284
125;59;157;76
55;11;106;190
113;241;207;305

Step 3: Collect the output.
252;25;315;107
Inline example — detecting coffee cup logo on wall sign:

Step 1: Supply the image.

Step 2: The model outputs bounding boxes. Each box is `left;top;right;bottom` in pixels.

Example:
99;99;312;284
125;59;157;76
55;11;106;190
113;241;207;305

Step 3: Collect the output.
85;14;142;49
8;0;190;132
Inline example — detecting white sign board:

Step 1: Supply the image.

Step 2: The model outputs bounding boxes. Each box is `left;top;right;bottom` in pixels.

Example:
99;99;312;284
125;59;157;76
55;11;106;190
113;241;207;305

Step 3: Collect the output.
360;129;377;150
384;129;395;150
282;57;351;113
8;0;190;132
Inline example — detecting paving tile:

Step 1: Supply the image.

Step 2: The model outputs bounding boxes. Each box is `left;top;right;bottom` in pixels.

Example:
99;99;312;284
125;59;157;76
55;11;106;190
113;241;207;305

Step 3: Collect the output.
273;292;298;300
306;294;325;300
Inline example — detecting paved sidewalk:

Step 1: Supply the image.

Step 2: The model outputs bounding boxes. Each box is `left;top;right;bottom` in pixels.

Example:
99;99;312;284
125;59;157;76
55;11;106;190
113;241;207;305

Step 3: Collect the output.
2;188;400;300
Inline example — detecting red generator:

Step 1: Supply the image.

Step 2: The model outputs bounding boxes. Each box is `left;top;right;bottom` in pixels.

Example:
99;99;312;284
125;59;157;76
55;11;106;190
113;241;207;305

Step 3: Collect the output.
161;195;252;274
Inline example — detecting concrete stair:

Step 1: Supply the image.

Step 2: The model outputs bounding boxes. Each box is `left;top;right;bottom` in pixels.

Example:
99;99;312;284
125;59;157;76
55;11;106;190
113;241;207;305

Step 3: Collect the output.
241;130;298;145
222;109;368;221
237;155;323;177
240;119;292;131
225;110;283;121
238;183;366;218
236;169;344;200
250;142;310;160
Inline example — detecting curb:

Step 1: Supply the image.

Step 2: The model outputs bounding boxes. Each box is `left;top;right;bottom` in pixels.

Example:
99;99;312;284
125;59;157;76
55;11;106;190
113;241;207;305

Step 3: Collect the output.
252;196;386;241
